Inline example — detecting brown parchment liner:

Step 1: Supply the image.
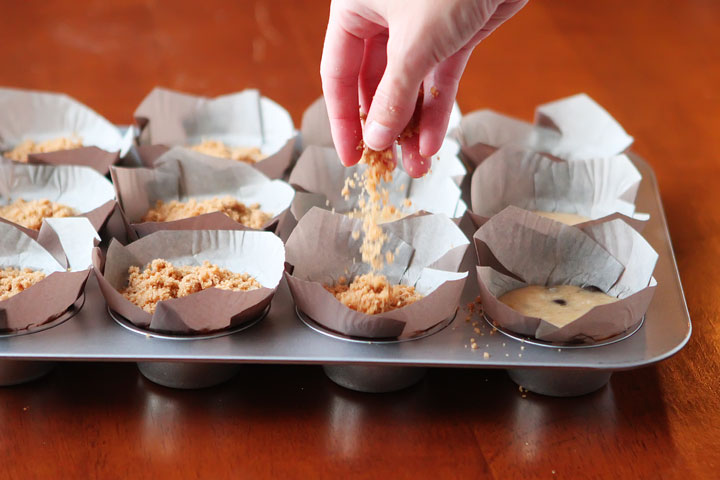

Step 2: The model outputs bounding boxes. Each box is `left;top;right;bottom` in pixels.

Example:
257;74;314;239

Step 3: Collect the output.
110;147;295;240
469;146;649;231
300;96;467;185
474;206;658;343
0;87;132;175
133;87;297;179
455;93;634;166
288;145;466;222
0;221;92;332
93;229;285;334
284;208;469;339
0;161;117;237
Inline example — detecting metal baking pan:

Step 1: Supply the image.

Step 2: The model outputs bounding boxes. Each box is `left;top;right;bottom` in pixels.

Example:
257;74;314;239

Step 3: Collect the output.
0;154;691;395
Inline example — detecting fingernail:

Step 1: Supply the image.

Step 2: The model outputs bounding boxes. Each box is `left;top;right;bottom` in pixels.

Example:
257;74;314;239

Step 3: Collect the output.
364;120;395;150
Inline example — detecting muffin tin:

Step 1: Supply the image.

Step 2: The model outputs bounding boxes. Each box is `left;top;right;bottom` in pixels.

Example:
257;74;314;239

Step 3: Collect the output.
0;153;691;396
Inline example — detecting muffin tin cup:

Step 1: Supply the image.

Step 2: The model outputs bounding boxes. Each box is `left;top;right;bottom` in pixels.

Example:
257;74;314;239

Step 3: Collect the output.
0;293;85;386
296;307;454;392
107;304;270;389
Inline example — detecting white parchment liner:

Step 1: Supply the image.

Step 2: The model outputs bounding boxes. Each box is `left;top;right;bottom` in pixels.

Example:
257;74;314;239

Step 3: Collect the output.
455;93;634;165
93;229;285;334
0;161;117;237
0;220;94;332
474;206;657;343
285;208;469;339
469;146;649;229
110;146;295;239
133;87;297;179
0;87;132;174
289;145;466;222
299;96;467;185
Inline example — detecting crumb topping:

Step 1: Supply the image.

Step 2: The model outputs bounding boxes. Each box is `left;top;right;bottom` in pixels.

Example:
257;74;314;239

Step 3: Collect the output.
0;267;46;301
4;136;83;162
120;259;262;314
0;198;77;230
141;196;272;229
325;273;422;315
190;140;266;164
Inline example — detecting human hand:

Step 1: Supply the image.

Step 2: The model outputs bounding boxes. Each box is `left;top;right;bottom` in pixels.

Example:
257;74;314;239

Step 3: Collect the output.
320;0;527;177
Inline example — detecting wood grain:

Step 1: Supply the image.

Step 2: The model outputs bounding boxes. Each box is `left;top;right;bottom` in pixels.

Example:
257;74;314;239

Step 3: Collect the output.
1;0;719;478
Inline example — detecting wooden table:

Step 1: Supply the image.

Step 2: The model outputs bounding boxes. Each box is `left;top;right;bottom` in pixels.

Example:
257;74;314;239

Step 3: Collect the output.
1;1;718;478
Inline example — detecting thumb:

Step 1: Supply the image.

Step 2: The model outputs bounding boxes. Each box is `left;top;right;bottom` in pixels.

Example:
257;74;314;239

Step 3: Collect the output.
363;35;434;150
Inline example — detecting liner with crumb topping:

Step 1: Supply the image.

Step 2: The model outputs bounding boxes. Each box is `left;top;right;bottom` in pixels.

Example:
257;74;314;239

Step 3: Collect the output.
133;87;297;178
454;93;633;165
288;145;466;223
284;208;469;339
0;161;117;237
469;146;649;230
93;229;285;334
474;206;657;343
300;96;467;185
110;147;295;240
0;220;96;332
0;87;132;174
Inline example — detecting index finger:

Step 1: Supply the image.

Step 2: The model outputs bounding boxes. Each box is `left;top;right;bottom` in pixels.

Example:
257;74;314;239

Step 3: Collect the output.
320;21;364;166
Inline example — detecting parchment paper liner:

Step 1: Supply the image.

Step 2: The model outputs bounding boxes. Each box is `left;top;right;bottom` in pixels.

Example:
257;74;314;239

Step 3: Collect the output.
133;87;297;179
285;208;469;339
0;87;132;174
474;206;657;343
110;146;295;240
93;229;285;334
469;146;649;230
288;145;466;222
300;96;467;185
0;219;96;332
0;161;117;237
455;93;634;165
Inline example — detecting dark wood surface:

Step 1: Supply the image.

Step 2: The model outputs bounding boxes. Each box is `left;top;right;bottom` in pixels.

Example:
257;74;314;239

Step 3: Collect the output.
1;1;718;478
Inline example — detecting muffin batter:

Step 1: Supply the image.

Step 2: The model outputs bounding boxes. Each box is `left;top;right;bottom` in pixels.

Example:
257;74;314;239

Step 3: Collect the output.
499;285;618;328
533;210;590;225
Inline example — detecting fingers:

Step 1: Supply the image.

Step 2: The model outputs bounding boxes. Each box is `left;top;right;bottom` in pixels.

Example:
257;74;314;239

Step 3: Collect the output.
400;130;429;178
320;20;365;166
358;33;388;116
468;0;529;45
363;31;435;151
418;47;473;157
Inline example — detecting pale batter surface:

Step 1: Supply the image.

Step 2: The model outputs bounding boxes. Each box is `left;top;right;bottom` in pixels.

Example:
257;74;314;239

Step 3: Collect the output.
4;136;83;162
533;210;590;225
0;267;46;301
190;140;265;164
120;259;262;314
0;198;77;230
325;273;423;315
499;285;618;328
141;196;272;229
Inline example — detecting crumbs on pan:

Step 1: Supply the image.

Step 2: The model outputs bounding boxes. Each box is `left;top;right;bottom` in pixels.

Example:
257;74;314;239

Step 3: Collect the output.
0;267;46;301
0;198;76;230
325;273;422;315
120;259;261;314
4;136;83;162
141;196;272;229
190;140;266;164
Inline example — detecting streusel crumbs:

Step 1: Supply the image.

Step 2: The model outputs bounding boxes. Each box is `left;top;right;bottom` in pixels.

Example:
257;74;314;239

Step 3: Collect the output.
141;196;272;229
4;136;83;162
0;198;77;230
190;140;265;164
325;273;422;315
0;267;46;301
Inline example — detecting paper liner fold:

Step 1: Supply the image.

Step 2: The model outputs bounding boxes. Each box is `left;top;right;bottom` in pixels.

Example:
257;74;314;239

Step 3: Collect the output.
284;208;469;339
456;93;633;165
0;87;131;174
288;145;466;222
93;229;285;334
0;161;117;235
133;87;297;178
469;146;649;229
0;221;92;332
474;206;658;343
110;146;295;240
